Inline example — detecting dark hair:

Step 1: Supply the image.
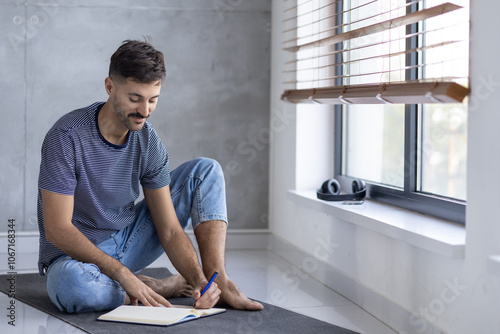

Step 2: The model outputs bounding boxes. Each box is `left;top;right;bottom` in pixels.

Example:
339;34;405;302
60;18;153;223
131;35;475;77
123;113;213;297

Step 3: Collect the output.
109;38;166;84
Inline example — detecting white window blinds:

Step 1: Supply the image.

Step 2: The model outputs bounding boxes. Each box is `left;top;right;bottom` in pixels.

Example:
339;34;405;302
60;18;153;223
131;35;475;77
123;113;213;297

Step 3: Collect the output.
281;0;470;105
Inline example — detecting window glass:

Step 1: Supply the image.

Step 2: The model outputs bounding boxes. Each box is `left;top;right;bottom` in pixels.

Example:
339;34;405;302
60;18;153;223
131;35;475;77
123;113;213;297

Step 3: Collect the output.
419;103;467;200
345;104;405;187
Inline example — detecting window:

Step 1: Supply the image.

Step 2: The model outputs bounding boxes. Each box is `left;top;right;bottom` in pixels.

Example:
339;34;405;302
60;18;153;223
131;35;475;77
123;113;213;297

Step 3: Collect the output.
283;0;470;223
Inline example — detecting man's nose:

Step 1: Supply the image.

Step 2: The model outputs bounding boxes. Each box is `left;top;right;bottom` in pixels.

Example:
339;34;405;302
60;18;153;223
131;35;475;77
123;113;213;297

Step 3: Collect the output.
137;102;149;117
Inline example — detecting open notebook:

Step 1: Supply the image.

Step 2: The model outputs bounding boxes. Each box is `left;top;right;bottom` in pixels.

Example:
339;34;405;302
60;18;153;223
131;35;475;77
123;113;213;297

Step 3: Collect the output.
97;304;226;326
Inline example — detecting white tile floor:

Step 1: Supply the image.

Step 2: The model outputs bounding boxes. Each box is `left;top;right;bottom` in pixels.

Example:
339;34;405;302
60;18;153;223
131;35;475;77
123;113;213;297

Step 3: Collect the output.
0;249;397;334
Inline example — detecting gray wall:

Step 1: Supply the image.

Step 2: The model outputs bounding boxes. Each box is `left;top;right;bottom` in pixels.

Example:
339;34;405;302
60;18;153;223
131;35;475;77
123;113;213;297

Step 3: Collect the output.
0;0;271;232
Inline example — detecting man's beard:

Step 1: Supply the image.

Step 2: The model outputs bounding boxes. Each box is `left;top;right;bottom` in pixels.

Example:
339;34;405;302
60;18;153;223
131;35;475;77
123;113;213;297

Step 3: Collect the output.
113;97;149;131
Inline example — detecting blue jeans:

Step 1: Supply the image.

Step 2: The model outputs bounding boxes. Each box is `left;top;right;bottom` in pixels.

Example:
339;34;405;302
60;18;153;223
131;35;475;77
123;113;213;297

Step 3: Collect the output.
46;158;227;313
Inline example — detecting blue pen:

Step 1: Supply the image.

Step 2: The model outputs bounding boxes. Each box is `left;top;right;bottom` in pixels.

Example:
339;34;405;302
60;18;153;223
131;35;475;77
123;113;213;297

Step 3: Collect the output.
194;272;218;307
201;272;218;296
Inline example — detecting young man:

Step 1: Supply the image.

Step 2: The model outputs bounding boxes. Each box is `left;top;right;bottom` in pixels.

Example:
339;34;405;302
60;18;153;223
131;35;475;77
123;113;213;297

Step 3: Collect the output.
37;39;263;313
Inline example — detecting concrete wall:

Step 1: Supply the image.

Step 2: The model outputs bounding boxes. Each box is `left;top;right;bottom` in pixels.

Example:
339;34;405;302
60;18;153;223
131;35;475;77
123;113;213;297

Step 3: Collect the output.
0;0;271;232
269;0;500;333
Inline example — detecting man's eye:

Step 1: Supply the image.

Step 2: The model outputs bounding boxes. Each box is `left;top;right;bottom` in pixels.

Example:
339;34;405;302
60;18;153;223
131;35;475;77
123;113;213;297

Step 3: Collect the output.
130;98;140;103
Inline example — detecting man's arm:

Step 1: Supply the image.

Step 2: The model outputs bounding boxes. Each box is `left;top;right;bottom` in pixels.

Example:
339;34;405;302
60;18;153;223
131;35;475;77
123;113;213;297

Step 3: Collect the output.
143;185;221;309
41;189;171;307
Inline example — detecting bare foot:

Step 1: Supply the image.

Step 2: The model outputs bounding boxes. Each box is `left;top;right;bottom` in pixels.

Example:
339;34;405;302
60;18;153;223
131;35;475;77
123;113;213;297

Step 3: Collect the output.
137;274;193;298
217;278;264;311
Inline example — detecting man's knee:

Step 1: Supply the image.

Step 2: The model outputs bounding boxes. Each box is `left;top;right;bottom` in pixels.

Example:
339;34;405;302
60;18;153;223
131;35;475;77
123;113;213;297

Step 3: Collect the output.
193;157;224;180
47;260;123;313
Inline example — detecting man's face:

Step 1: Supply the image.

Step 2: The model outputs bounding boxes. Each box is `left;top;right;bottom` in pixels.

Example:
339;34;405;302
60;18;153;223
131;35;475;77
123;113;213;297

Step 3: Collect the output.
111;78;162;132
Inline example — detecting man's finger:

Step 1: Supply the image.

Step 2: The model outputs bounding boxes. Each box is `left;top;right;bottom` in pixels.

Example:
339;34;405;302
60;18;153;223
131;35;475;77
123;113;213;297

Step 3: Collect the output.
157;296;173;308
139;294;152;306
152;291;173;308
194;283;221;309
142;291;172;308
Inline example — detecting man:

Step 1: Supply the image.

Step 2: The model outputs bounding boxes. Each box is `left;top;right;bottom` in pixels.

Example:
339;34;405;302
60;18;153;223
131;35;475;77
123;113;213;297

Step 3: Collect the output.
37;39;263;313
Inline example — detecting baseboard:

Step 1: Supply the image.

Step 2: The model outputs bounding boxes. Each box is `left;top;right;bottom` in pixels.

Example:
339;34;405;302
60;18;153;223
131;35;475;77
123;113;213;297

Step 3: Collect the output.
0;231;40;254
0;229;271;255
268;234;442;334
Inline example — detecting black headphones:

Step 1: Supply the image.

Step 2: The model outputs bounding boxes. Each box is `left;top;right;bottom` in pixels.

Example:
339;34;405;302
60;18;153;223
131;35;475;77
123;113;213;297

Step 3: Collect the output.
316;178;366;201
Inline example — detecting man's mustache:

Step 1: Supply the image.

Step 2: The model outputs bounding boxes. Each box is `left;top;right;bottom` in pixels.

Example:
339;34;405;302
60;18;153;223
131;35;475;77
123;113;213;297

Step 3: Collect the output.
128;113;149;119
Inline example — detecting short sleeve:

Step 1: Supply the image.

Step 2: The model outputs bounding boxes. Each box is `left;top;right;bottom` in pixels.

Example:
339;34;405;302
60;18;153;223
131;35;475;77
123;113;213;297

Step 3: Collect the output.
38;128;77;195
140;127;171;189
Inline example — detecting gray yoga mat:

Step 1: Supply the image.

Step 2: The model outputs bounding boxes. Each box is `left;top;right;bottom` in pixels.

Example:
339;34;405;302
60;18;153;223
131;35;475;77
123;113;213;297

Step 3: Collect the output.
0;268;359;334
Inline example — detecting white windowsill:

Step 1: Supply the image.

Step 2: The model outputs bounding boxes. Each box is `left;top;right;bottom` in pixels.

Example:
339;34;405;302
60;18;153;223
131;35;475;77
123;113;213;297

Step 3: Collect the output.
288;190;466;259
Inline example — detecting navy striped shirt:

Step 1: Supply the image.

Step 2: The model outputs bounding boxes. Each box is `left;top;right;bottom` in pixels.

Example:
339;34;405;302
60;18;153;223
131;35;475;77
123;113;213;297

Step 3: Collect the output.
37;102;170;274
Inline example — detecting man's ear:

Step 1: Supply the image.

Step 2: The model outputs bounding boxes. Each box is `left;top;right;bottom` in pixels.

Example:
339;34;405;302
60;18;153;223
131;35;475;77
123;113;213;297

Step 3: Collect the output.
104;77;114;96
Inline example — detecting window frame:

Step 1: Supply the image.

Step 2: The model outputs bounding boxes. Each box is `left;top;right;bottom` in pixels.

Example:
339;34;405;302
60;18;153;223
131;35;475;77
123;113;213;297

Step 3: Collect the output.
333;0;466;224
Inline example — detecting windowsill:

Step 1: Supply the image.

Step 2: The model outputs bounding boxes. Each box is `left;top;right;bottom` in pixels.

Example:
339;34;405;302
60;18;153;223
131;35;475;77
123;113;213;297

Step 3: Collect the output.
288;190;466;259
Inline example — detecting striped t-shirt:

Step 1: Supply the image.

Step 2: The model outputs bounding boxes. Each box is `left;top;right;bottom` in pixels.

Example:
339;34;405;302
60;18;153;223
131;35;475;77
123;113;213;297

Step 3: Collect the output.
37;102;170;274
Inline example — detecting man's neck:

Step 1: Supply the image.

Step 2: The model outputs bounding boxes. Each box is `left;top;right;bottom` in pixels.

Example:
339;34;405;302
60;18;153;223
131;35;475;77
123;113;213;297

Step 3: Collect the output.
98;101;129;146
